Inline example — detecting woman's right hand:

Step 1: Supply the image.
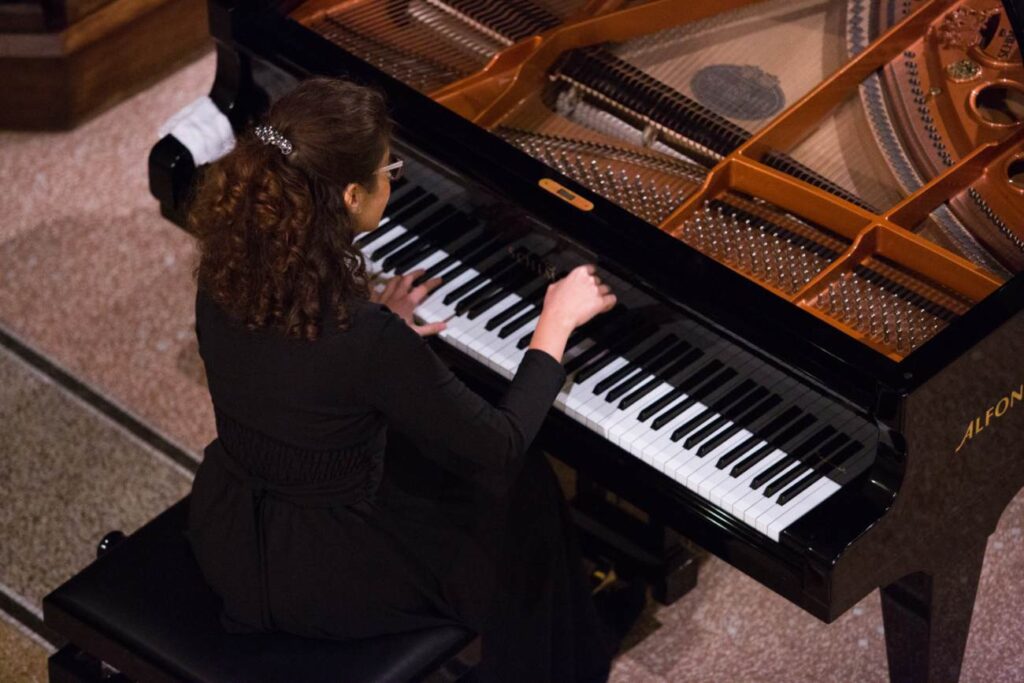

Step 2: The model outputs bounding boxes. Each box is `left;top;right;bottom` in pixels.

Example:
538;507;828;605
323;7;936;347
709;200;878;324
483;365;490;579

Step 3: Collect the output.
528;264;616;363
541;264;617;332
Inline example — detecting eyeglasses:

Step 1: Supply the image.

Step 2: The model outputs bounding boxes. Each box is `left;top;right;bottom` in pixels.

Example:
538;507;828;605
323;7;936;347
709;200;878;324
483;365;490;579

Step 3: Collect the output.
377;154;404;181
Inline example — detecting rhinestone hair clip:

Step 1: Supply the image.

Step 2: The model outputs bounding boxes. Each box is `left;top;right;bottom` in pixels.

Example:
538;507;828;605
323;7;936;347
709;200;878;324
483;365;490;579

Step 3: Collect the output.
254;124;293;156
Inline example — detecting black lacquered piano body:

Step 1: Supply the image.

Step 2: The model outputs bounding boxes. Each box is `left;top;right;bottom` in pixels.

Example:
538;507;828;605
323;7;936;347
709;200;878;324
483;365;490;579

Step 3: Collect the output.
150;1;1024;680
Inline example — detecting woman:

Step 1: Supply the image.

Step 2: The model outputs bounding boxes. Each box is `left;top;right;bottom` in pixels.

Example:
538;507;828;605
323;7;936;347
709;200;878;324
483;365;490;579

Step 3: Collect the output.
185;77;619;682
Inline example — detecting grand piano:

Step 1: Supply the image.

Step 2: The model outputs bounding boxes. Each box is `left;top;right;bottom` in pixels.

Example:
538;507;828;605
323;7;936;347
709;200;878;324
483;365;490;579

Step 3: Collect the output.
149;1;1024;680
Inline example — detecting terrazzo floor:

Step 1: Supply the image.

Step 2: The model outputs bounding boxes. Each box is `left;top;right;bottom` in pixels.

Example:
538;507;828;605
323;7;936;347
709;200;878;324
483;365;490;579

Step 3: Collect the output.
1;49;1023;683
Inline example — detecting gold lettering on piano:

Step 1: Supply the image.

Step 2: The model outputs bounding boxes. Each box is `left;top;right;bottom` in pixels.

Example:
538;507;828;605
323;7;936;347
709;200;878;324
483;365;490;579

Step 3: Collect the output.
538;179;594;212
955;383;1024;453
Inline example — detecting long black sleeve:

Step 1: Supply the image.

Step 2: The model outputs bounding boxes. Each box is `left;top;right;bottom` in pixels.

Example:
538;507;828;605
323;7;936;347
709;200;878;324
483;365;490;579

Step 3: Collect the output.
365;308;566;474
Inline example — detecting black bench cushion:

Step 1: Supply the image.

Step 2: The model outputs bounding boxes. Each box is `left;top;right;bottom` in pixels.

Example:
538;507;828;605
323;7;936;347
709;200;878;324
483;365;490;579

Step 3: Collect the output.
43;498;476;683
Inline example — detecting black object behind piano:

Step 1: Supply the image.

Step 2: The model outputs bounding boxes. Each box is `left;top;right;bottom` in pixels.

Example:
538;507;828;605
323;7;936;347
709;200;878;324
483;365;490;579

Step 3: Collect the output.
149;2;1024;682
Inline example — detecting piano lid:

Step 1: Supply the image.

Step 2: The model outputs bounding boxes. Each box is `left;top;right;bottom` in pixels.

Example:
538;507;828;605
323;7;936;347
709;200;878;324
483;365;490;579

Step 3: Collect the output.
287;0;1022;364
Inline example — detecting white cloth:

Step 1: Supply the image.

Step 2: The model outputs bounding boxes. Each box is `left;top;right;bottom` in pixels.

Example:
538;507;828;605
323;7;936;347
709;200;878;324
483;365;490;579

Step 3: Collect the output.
158;96;236;166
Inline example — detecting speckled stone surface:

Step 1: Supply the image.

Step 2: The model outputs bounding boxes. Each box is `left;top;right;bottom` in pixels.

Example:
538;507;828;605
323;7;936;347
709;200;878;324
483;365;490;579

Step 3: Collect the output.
0;617;48;683
0;347;191;607
0;52;217;456
1;46;1024;683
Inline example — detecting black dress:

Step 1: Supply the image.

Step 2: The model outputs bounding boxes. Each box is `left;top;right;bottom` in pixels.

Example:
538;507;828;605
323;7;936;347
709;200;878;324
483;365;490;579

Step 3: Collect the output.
186;288;616;682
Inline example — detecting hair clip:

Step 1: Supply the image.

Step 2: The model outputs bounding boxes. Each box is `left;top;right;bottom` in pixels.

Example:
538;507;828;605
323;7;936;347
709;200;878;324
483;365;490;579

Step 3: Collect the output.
254;124;293;156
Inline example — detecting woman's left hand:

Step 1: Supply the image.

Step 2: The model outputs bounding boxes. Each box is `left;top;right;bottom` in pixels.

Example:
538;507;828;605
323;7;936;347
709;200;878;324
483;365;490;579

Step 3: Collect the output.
371;270;447;336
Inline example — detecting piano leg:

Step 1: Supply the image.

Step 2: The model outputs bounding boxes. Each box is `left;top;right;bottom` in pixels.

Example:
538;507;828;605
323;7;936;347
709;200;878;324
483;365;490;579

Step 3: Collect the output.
880;541;987;683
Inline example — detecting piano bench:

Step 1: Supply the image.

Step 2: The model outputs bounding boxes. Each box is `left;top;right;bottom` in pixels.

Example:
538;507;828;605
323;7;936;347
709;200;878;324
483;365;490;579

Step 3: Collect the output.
42;498;481;683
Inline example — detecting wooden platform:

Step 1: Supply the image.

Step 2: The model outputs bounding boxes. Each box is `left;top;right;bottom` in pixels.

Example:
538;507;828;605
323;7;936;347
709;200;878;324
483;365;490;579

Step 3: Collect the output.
0;0;210;130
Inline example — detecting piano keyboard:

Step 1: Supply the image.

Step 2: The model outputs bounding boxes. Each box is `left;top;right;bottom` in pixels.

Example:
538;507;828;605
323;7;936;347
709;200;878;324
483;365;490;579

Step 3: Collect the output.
356;177;876;542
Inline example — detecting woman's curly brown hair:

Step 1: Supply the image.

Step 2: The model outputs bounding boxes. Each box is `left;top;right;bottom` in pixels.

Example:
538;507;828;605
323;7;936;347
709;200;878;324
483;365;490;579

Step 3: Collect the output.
190;77;391;341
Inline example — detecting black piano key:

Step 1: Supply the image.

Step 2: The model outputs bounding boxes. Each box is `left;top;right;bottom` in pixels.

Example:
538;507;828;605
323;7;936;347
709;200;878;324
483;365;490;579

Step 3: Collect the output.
354;182;420;246
519;304;624;351
670;380;756;443
748;425;835;489
730;413;816;477
684;386;769;451
568;322;655;377
357;191;434;247
715;406;803;469
564;343;609;375
373;204;457;262
481;270;556;329
697;394;781;457
763;432;849;497
762;462;812;498
389;239;442;276
632;349;706;418
574;323;661;384
648;365;735;429
499;307;540;339
412;230;495;285
385;212;470;272
486;297;533;331
430;233;514;288
593;336;680;394
646;364;733;427
459;269;531;317
565;306;626;350
775;472;821;506
776;440;864;505
444;257;515;305
465;272;535;320
605;339;690;402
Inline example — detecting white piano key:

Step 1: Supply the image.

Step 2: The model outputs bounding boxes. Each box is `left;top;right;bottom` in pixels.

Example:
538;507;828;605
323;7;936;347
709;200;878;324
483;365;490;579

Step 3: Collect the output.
559;358;630;422
399;249;448;276
360;226;408;271
761;478;839;540
605;383;674;446
418;269;480;320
